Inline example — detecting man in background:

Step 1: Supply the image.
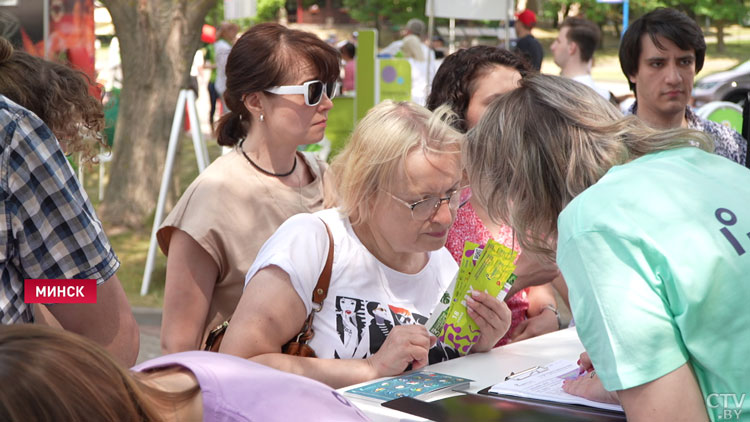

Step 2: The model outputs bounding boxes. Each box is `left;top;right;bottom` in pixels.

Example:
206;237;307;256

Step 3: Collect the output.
551;16;612;101
214;22;239;114
512;10;543;71
340;42;356;93
619;8;746;165
380;18;434;62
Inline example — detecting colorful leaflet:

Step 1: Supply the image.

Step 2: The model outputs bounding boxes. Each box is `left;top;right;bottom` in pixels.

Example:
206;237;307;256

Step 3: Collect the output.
439;239;518;355
426;242;480;337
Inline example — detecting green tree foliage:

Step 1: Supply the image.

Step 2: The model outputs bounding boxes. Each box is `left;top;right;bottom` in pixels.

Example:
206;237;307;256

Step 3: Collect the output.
257;0;287;21
341;0;424;33
206;0;285;28
694;0;749;52
542;0;748;53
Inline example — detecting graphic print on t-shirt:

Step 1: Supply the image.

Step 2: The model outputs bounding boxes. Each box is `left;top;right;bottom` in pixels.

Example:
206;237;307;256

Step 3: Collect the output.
333;295;428;359
366;302;393;355
335;296;367;356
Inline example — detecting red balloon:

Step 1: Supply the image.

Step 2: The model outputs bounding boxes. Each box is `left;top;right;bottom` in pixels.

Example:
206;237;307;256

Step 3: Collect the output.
201;24;216;43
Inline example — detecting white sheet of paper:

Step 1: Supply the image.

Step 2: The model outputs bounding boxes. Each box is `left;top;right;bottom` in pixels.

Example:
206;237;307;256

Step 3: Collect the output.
489;359;624;412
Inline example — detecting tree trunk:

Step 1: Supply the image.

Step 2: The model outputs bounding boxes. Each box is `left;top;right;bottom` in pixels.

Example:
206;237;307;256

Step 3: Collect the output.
613;18;621;40
716;22;726;53
99;0;216;228
526;0;540;15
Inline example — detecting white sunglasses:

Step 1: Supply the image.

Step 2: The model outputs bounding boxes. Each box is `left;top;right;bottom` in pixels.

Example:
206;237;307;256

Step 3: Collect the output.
264;80;339;106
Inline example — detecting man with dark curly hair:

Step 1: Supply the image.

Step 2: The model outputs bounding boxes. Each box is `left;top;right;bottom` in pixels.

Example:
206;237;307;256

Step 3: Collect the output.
0;37;139;366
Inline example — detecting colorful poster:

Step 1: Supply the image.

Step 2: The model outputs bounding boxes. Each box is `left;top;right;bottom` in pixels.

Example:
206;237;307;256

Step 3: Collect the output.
47;0;96;78
379;58;412;103
0;0;95;86
0;0;44;50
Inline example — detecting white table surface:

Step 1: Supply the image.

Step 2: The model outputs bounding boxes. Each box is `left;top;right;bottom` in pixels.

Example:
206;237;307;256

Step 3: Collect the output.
340;327;584;422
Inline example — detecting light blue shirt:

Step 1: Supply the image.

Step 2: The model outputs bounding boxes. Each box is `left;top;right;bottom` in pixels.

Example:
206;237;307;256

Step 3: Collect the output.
558;147;750;421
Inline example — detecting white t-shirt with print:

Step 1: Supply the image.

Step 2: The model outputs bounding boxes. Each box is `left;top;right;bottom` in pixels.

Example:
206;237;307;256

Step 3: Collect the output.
245;208;458;360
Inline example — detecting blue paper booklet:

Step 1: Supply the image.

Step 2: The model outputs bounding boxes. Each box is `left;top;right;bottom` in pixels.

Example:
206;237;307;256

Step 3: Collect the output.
345;371;472;402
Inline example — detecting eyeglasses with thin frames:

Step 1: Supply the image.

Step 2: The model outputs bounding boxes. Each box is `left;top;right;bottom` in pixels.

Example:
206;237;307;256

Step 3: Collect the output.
264;80;339;106
388;186;472;221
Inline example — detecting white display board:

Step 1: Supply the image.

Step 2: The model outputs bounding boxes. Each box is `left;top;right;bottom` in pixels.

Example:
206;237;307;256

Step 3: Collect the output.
224;0;256;20
425;0;511;21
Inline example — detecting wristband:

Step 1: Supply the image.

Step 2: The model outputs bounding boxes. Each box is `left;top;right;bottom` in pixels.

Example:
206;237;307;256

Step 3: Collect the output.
542;304;562;330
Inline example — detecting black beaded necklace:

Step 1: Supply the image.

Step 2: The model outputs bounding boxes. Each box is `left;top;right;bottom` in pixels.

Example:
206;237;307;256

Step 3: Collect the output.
239;138;297;178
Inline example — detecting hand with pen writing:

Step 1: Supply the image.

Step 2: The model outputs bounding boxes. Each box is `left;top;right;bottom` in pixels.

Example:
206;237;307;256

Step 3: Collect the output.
466;290;512;353
366;325;436;378
562;352;620;404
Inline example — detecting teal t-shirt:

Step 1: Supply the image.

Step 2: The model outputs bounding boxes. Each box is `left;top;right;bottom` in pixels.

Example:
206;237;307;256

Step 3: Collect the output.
557;147;750;421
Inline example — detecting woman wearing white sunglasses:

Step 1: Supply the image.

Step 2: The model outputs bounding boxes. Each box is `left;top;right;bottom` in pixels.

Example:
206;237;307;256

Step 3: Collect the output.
157;23;340;355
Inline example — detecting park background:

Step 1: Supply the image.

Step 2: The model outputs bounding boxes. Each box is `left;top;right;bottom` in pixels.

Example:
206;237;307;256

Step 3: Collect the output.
88;0;749;309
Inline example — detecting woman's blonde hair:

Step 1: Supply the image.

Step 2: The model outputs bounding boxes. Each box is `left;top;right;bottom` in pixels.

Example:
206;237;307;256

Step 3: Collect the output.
465;73;713;257
0;325;198;422
331;100;463;225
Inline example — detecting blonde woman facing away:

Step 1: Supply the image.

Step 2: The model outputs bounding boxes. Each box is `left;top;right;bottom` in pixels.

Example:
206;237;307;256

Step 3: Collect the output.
220;101;512;388
426;46;562;344
466;73;750;421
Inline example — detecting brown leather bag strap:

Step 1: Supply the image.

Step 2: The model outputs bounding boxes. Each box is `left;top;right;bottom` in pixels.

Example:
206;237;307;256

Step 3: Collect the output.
311;218;334;307
291;219;333;346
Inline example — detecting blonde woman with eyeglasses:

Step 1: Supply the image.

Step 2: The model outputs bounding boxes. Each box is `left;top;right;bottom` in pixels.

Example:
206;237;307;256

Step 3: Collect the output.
158;23;340;355
220;101;512;388
466;73;750;421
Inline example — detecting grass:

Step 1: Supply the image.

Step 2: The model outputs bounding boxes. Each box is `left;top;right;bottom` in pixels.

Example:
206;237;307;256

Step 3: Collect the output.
89;23;749;309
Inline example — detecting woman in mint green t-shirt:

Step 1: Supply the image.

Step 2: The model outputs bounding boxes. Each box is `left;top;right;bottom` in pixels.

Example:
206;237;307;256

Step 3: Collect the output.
464;73;750;422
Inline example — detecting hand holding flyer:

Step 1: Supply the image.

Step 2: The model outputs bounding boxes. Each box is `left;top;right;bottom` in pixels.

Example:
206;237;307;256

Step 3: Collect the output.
425;241;480;338
432;239;518;355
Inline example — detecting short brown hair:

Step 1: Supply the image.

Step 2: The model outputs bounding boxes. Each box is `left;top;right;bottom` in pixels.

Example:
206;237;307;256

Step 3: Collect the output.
560;17;600;63
216;23;340;146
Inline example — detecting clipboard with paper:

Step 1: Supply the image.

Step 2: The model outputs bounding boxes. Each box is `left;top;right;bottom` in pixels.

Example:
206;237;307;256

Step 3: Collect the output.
478;360;625;414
